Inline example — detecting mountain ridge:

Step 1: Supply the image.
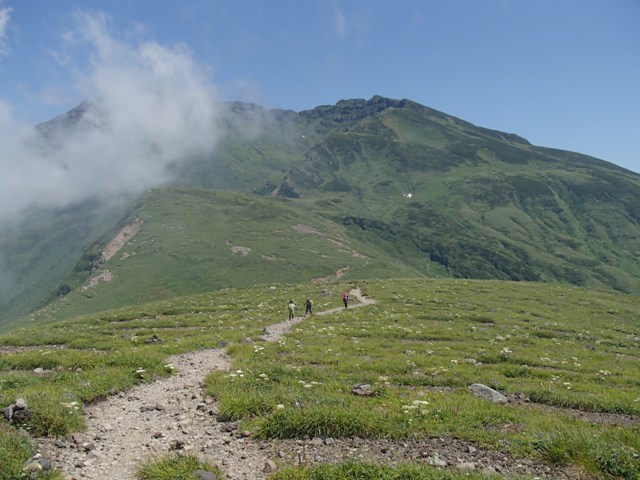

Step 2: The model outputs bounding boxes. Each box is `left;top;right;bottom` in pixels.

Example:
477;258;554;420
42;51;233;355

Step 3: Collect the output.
2;95;640;328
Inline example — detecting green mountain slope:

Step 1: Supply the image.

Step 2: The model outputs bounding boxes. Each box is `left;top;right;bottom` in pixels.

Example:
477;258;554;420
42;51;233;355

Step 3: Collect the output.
15;188;431;327
2;95;640;328
277;97;640;291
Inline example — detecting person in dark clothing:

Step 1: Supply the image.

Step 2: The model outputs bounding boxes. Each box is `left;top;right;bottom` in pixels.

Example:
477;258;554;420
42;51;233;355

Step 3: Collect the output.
304;298;313;316
343;291;349;308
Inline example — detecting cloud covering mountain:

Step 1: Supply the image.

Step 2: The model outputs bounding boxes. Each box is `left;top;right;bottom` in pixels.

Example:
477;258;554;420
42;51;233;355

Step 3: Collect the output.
0;10;221;220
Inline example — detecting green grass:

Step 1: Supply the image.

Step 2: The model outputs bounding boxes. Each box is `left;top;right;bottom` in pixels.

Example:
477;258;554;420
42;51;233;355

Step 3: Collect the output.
136;453;221;480
204;279;640;478
269;462;504;480
0;423;64;480
4;188;422;331
1;278;639;479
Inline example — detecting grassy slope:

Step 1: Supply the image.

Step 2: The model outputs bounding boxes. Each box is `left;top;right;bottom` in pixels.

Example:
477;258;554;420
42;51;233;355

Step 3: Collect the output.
3;96;640;329
284;99;640;292
0;202;126;324
9;188;427;329
1;278;638;479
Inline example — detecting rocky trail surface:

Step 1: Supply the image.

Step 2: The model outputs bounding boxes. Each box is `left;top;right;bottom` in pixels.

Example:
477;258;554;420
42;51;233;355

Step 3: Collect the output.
40;289;572;479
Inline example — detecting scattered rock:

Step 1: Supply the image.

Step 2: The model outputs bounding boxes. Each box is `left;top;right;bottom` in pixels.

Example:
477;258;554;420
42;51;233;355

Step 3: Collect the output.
35;294;568;480
193;470;218;480
3;405;13;421
263;459;278;472
457;461;477;470
352;384;374;397
140;403;165;412
427;453;447;467
169;440;185;451
469;383;508;404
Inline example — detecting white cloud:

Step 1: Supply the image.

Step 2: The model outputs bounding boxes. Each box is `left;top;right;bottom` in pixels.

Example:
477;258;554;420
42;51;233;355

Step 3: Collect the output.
0;10;222;219
332;3;348;37
0;5;12;58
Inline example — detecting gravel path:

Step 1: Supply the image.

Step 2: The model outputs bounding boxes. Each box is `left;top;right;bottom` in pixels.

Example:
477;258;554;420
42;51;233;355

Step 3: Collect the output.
39;289;570;479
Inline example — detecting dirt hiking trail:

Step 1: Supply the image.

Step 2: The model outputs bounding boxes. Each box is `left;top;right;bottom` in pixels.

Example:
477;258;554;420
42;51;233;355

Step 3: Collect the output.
40;288;569;480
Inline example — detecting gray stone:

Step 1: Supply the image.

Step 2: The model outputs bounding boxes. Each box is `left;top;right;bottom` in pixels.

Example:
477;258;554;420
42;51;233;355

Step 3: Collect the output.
427;454;447;467
22;462;42;474
193;471;217;480
11;408;32;423
352;384;374;396
169;440;185;450
3;405;13;421
263;459;278;472
469;383;508;404
457;462;476;471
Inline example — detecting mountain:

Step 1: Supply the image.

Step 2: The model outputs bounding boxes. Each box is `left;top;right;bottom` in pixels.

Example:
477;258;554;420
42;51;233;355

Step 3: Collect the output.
2;95;640;329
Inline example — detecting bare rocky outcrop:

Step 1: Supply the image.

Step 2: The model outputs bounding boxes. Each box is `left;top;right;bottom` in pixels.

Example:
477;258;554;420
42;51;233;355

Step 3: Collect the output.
100;218;143;264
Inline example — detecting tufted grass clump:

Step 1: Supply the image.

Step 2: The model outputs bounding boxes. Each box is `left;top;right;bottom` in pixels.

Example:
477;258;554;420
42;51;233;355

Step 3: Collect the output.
136;453;221;480
0;423;64;480
268;462;504;479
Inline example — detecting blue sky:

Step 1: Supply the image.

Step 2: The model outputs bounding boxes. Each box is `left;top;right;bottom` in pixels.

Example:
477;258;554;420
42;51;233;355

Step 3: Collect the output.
0;0;639;174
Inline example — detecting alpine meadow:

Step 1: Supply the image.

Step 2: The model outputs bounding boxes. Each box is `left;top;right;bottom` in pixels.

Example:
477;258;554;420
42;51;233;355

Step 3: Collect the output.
0;97;639;480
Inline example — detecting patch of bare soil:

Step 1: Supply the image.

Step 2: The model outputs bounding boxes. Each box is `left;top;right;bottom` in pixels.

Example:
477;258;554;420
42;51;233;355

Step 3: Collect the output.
517;400;640;427
101;218;143;263
38;289;575;479
291;224;369;260
230;246;252;256
81;270;113;291
310;266;351;284
0;344;67;355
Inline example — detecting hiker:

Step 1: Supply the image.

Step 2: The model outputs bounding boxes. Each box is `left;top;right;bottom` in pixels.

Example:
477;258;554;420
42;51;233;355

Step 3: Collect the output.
343;291;349;308
304;298;313;316
287;299;297;320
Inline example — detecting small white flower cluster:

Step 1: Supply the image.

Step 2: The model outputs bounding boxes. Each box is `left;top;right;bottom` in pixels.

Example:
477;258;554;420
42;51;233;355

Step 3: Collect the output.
500;347;512;355
135;368;146;378
164;364;175;371
258;373;269;381
402;399;430;415
253;345;265;355
297;380;320;389
431;366;448;375
61;401;80;411
494;335;511;342
227;369;245;380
